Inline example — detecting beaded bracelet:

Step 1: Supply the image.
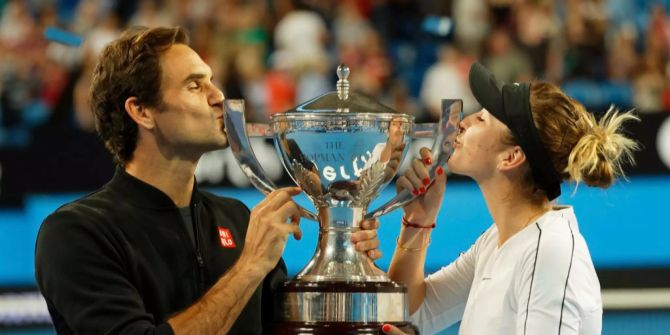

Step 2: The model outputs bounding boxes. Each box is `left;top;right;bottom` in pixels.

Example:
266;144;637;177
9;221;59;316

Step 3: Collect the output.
396;236;431;252
401;216;436;229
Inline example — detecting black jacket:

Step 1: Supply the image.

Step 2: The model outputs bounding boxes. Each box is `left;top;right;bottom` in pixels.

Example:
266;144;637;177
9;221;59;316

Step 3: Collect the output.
35;167;287;334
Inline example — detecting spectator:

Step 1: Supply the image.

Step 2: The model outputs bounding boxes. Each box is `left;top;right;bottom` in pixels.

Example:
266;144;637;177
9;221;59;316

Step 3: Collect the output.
483;28;533;84
420;45;478;120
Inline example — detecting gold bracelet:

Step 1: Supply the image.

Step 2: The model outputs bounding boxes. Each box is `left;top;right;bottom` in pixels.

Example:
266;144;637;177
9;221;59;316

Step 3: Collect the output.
396;236;431;252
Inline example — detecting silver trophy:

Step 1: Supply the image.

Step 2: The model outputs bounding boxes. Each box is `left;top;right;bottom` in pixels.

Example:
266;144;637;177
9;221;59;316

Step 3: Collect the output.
224;65;462;334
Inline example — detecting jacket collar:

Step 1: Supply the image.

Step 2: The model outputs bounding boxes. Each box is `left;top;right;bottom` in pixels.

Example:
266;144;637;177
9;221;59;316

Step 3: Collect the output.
106;166;202;210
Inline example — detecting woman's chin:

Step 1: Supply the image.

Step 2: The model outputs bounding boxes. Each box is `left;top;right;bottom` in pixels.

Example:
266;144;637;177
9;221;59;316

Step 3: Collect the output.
446;158;459;173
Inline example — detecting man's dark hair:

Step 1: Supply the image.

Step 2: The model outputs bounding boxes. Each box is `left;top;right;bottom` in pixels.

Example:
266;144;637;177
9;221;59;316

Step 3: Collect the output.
90;26;189;164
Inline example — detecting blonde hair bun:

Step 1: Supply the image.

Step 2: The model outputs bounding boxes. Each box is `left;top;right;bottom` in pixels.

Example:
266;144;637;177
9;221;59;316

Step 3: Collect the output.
566;107;640;188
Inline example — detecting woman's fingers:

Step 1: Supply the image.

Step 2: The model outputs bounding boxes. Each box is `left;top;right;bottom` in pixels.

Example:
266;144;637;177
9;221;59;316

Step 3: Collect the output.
397;147;443;197
419;147;433;165
409;158;428;194
396;175;415;194
381;324;408;335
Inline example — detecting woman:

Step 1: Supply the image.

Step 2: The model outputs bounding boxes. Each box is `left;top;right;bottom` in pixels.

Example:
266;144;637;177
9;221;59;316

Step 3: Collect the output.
382;63;638;335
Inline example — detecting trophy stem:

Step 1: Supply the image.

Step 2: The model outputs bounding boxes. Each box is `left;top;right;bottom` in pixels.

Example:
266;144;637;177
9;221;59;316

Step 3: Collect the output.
277;206;417;333
295;206;388;282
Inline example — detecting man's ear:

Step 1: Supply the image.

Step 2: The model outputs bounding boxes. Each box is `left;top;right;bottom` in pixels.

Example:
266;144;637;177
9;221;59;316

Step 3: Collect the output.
498;145;526;171
124;97;156;130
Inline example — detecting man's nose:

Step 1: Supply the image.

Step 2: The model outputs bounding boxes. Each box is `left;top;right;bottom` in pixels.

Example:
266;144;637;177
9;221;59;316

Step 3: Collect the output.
209;87;225;107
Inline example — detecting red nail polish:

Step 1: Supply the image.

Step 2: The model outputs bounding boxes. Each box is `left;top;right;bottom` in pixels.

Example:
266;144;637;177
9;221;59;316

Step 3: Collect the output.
423;177;430;185
412;189;419;196
420;186;426;193
437;166;444;175
382;324;392;333
423;157;432;165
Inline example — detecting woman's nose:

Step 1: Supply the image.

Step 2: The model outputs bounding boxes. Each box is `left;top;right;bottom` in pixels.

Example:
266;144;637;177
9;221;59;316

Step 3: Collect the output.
461;113;477;128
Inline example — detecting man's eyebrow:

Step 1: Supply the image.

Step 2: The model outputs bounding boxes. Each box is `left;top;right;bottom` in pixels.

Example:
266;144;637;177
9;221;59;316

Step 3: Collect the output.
182;73;211;84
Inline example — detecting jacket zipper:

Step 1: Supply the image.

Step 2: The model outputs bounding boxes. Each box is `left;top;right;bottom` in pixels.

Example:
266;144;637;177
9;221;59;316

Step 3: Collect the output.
192;202;205;295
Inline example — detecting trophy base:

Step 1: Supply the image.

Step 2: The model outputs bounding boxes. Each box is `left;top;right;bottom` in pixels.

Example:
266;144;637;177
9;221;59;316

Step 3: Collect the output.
271;321;419;334
277;281;418;333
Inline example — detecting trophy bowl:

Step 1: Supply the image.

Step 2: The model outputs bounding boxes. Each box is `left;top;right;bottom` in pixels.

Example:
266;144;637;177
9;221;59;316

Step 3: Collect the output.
224;65;462;334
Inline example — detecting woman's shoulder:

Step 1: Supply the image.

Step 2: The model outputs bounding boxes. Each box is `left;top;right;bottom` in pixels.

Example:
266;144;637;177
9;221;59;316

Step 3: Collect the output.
473;223;500;248
516;206;588;270
537;206;580;238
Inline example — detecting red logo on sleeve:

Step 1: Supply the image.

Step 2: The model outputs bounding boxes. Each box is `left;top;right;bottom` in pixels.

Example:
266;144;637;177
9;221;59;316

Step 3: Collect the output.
218;227;236;249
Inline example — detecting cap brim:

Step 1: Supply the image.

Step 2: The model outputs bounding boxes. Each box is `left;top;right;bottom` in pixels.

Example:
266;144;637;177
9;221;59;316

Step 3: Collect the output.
468;62;507;124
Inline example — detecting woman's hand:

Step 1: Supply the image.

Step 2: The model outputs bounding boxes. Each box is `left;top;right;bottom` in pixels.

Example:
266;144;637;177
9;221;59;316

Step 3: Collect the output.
381;324;409;334
396;147;447;225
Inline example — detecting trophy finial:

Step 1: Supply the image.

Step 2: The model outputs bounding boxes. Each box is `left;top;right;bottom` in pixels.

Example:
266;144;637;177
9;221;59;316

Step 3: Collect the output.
336;64;350;101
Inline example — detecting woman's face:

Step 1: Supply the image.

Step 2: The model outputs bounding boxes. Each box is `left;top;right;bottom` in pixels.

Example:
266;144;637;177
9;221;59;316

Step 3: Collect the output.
447;108;513;181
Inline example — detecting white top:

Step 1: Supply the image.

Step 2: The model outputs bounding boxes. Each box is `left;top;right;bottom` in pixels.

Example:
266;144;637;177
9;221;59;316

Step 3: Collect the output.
410;206;602;335
362;142;386;171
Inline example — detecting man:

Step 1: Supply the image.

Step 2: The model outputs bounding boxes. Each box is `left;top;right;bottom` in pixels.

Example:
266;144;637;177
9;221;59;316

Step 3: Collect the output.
34;26;381;334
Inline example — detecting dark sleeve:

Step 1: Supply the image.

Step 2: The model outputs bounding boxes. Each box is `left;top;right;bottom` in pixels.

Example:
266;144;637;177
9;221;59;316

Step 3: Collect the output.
219;195;288;333
261;257;288;334
35;210;174;335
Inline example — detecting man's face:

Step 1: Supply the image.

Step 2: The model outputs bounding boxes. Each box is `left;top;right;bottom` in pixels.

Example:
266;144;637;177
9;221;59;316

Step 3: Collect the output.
151;44;227;159
388;119;404;147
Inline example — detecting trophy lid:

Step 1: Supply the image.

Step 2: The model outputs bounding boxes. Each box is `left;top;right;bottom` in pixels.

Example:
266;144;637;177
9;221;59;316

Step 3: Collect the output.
283;64;401;115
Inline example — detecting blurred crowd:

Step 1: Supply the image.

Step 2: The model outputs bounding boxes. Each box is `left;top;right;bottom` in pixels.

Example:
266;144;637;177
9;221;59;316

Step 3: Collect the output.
1;0;670;149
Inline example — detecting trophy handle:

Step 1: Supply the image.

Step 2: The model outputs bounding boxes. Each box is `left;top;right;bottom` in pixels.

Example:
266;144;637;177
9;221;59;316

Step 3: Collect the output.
224;99;319;221
364;99;463;220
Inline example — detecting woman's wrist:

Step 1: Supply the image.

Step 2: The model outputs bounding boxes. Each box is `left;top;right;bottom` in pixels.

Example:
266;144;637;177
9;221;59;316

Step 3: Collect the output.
397;226;431;251
401;215;436;229
396;236;430;252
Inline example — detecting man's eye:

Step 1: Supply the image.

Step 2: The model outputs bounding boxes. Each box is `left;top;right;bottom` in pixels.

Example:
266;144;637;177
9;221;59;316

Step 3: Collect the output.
189;82;201;90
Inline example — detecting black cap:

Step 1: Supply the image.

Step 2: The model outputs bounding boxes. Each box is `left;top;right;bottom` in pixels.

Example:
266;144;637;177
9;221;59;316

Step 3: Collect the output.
468;62;562;200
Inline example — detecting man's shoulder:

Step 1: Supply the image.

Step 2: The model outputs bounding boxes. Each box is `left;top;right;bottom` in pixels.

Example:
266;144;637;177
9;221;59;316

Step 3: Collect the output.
36;186;126;267
42;186;122;231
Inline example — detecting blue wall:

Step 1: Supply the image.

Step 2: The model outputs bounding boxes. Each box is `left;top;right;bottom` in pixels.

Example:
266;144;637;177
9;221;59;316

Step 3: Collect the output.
1;176;669;286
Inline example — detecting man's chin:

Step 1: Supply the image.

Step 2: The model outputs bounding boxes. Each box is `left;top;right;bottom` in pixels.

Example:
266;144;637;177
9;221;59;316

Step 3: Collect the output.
210;139;229;151
200;139;229;153
218;129;229;149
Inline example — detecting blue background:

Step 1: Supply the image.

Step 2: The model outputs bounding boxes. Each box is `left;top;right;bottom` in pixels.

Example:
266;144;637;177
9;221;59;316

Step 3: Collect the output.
2;176;669;286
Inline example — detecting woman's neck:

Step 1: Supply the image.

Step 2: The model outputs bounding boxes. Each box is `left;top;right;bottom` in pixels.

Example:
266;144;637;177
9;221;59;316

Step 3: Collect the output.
479;178;551;247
